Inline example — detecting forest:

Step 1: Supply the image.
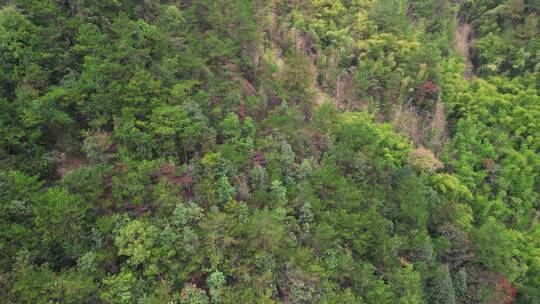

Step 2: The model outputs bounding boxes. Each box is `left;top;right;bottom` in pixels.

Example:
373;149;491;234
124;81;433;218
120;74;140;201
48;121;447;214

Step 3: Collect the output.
0;0;539;303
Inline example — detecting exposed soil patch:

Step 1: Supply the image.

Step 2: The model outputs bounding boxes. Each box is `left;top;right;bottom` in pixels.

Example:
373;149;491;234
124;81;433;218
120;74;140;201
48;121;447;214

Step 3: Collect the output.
430;97;448;151
454;21;475;79
334;73;356;103
309;59;332;107
392;94;447;155
56;154;88;178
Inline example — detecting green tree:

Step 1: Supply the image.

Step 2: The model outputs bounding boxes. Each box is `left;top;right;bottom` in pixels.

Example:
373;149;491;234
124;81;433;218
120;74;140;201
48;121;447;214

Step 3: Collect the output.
101;269;138;304
180;284;210;304
207;270;226;303
34;187;89;261
422;263;456;304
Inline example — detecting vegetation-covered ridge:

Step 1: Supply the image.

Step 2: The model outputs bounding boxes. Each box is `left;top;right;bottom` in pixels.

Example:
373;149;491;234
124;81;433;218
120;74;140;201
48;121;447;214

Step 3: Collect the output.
0;0;538;303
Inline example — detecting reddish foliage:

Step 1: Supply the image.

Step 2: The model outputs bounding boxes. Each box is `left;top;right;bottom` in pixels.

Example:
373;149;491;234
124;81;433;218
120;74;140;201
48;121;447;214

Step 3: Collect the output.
254;152;267;165
483;158;495;170
159;163;176;176
418;81;439;94
190;272;207;289
183;188;190;202
496;276;517;304
123;202;149;216
483;158;498;183
159;163;194;200
310;130;325;151
159;163;182;185
416;81;439;102
239;100;247;121
180;174;192;186
181;174;193;201
108;143;118;153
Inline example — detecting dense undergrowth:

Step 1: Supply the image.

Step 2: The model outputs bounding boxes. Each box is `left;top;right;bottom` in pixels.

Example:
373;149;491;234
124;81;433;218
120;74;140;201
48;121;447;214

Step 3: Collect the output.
0;0;539;303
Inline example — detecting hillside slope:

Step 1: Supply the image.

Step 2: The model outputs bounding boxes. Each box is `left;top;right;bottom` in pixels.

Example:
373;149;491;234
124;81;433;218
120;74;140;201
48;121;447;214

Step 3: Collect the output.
0;1;538;303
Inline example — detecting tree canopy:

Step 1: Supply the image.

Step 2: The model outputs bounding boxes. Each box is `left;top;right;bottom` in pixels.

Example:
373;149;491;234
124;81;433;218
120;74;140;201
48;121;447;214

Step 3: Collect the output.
0;0;538;303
